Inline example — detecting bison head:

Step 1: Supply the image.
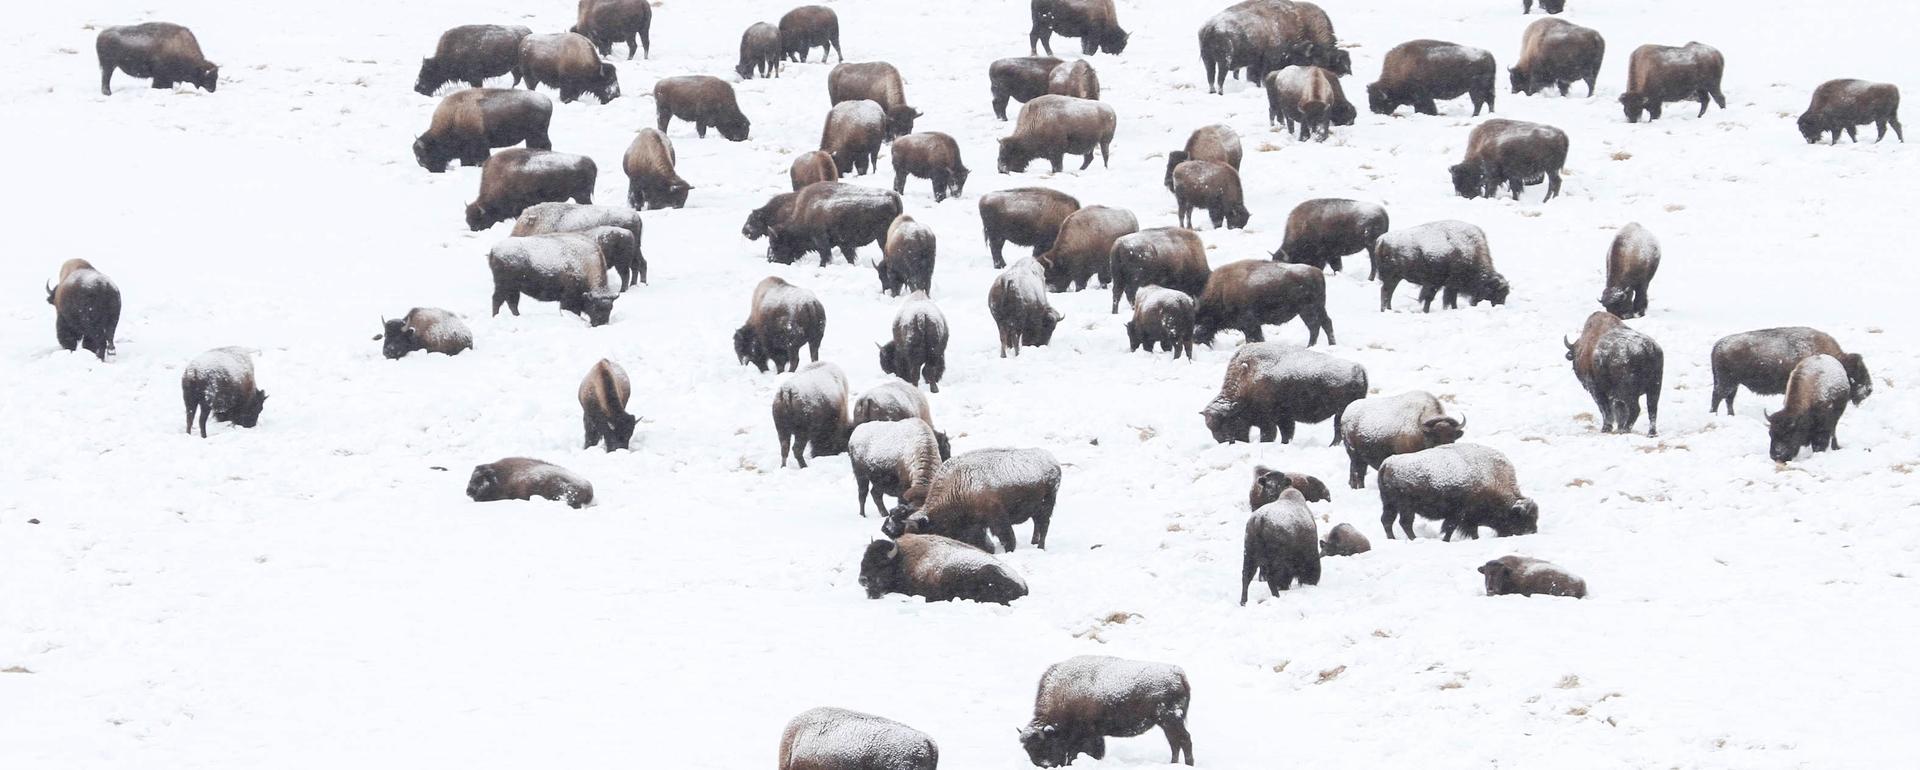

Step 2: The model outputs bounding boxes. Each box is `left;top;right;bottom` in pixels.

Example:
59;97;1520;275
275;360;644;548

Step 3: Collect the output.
1324;48;1353;77
466;465;502;502
1200;398;1244;443
228;389;268;429
413;58;441;96
1508;67;1529;95
947;167;970;198
465;202;495;232
377;318;421;360
996;137;1034;174
1018;723;1072;768
1477;559;1517;595
1099;28;1131;55
1449;163;1488;199
716;115;751;142
934;431;952;461
196;64;219;93
1365;82;1396;115
1491;498;1540;537
1619;92;1649;123
885;106;921;140
578;289;620;327
604;411;638;452
1032;308;1062;346
741;208;771;240
1225;202;1252;230
1598;287;1634;317
857;539;904;599
1840;354;1872;404
876;341;900;376
592;64;622;104
734;326;766;370
662;180;693;209
412;136;451;173
1250;466;1293;509
1766;409;1807;462
1421;415;1466;447
1796;113;1827;144
1330;99;1358;126
1473;272;1511;306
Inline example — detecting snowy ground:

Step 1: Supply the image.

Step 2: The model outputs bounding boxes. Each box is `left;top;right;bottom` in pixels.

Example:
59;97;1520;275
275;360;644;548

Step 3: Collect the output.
4;0;1918;767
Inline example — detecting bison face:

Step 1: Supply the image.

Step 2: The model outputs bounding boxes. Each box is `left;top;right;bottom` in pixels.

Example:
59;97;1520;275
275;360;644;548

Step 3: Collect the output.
741;210;769;240
1508;67;1528;95
664;181;693;209
1766;411;1805;462
857;540;903;599
733;326;765;370
1449;164;1487;199
1841;354;1872;404
1420;416;1466;447
996;138;1032;174
605;412;638;451
1032;310;1062;345
380;320;420;360
1598;288;1633;317
230;390;268;428
1619;93;1648;123
197;65;219;93
1365;83;1395;115
1251;467;1291;509
1018;723;1071;768
593;64;622;104
413;137;450;173
1099;29;1131;55
877;341;899;376
1796;114;1825;144
1493;499;1540;536
1226;203;1251;229
1201;399;1242;443
414;59;440;96
465;203;493;232
466;465;501;502
717;117;751;142
1476;273;1511;306
1477;559;1516;595
580;290;620;327
1325;48;1353;77
734;60;755;79
885;106;921;139
948;168;970;198
1330;100;1357;126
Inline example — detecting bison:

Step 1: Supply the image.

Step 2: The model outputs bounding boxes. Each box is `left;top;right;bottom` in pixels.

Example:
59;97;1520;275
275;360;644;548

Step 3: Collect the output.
1510;17;1604;97
890;132;969;201
981;187;1081;269
1272;198;1388;273
736;276;827;373
878;215;937;296
1449;119;1568;201
1201;342;1365;444
990;56;1066;120
1018;656;1192;767
1619;42;1726;123
848;417;943;518
766;183;903;266
828;62;921;139
1339;391;1464;489
46;259;120;360
1037;205;1137;291
859;535;1027;605
1367;39;1496;116
375;308;472;360
1192;260;1336;346
97;22;217;96
1378;443;1538;540
1565;311;1664;436
1125;286;1197;361
1108;227;1209;313
1165;124;1243;188
623;127;690;210
414;24;530;95
1798;79;1904;144
653;75;750;141
465;148;596;231
181;347;266;437
881;291;949;392
1766;354;1852;462
772;361;850;468
466;457;593;508
1242;488;1321;603
1265;65;1347;141
1170;160;1250;230
789;150;840;191
990;258;1064;357
779;708;937;770
819;99;886;175
779;5;843;63
1047;59;1101;100
512;203;647;286
850;381;953;461
999;95;1117;174
884;448;1063;552
737;22;782;80
486;232;624;325
1599;222;1659;318
414;88;553;173
578;358;635;452
1321;523;1372;556
1480;555;1586;598
571;0;651;60
1710;327;1871;415
1250;465;1331;506
1373;220;1509;311
1030;0;1130;56
515;32;620;104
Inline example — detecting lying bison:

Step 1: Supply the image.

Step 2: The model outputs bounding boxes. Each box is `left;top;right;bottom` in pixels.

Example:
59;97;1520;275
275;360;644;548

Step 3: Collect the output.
1192;260;1336;346
1710;327;1871;414
1272;198;1388;273
999;95;1117;174
1201;342;1365;444
772;361;850;468
779;5;843;63
1242;488;1321;603
467;457;593;508
415;24;530;95
1766;354;1851;462
828;61;921;139
516;32;620;104
1599;222;1659;318
465;148;596;230
881;291;949;391
1368;40;1495;116
512;202;647;286
1450;119;1568;201
890;132;969;201
1322;523;1371;556
1037;205;1137;291
1619;42;1725;123
860;534;1028;604
779;708;937;770
375;308;472;360
578;358;635;451
1480;555;1585;598
47;259;120;360
1510;17;1603;97
884;447;1063;552
1030;0;1130;56
653;75;750;141
736;276;826;373
571;0;651;60
1798;79;1904;144
1378;443;1538;540
486;232;624;325
1108;227;1209;313
97;22;218;95
1018;655;1192;767
989;56;1065;120
1373;220;1509;311
1340;391;1465;489
181;347;266;437
981;187;1081;269
415;88;552;173
1250;466;1331;506
1566;311;1664;436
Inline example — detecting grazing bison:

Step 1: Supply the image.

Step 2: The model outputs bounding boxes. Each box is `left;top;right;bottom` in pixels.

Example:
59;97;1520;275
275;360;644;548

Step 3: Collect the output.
1798;79;1904;144
767;183;903;266
819;99;887;175
1450;119;1569;201
1030;0;1130;56
1165;124;1243;188
779;5;843;63
736;277;827;373
1018;656;1192;767
516;33;620;104
860;535;1028;605
1108;227;1209;313
46;259;120;360
415;24;531;95
181;347;266;437
1037;205;1137;291
829;62;921;139
1510;18;1604;97
1192;260;1336;346
1265;65;1347;141
1619;42;1726;123
737;22;782;79
465;148;596;230
885;448;1063;552
1272;198;1388;273
743;191;803;259
780;708;938;770
1250;465;1330;506
980;187;1081;269
578;358;635;451
1321;523;1371;556
1599;223;1659;318
999;95;1117;174
990;258;1064;357
1340;391;1464;489
1766;354;1851;462
1565;311;1664;435
486;232;623;325
1047;59;1101;100
772;362;850;468
879;215;937;296
1378;443;1538;540
1201;342;1365;444
1480;555;1585;598
989;56;1066;120
1710;327;1871;414
1170;160;1250;230
376;308;472;360
1196;3;1282;95
512;203;647;286
891;132;969;201
1368;40;1496;116
1125;286;1197;361
653;75;751;141
415;88;553;173
571;0;651;60
623;127;690;210
1242;488;1321;603
881;291;950;392
466;457;593;508
1373;220;1509;312
848;417;943;517
789;150;840;191
97;22;217;96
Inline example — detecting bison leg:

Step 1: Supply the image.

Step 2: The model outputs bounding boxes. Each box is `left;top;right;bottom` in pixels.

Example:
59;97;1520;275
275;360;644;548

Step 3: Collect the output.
1239;547;1257;605
1546;169;1562;201
1030;30;1051;57
197;404;211;438
1888;115;1904;142
1415;98;1438;116
655;105;671;132
1845;126;1859;143
1278;419;1297;444
583;414;599;449
1163;718;1195;765
1632;287;1649;317
1176;202;1192;229
100;63;115;95
930;171;950;202
151;78;174;90
989;237;1007;269
992;92;1012;121
1417;285;1439;313
1439;517;1459;542
891;170;908;196
1347;451;1369;490
694;122;708;139
1645;388;1661;437
990;520;1019;553
1080;733;1106;761
627;178;645;210
1379;279;1398;312
1614;397;1642;434
1441;287;1459;310
1398;509;1417;540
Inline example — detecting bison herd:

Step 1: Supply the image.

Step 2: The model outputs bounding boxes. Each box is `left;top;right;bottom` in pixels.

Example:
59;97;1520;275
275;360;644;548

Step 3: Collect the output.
68;0;1897;766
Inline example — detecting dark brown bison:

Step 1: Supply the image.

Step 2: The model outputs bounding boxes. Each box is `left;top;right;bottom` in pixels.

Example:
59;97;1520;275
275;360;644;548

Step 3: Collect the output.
1368;40;1496;116
1272;198;1388;273
1192;260;1336;346
1619;42;1725;123
766;182;904;266
512;203;647;286
779;5;843;63
881;291;949;392
415;24;531;95
97;22;217;95
415;88;552;173
789;150;840;191
737;22;782;79
515;33;620;104
578;358;635;451
1565;311;1664;436
879;215;937;296
1249;465;1330;506
989;56;1065;120
1201;342;1365;443
1030;0;1130;56
623;127;690;210
780;708;938;770
1242;488;1321;603
981;187;1081;269
376;307;472;360
1125;286;1196;360
1378;443;1538;540
1510;18;1603;97
1798;79;1904;144
1710;328;1871;414
1169;160;1250;230
736;276;827;373
1767;354;1852;462
820;99;887;175
990;259;1064;356
572;0;651;60
1037;205;1137;291
1481;556;1585;598
466;149;596;231
467;458;593;508
772;362;850;468
1599;223;1659;318
1108;227;1210;313
999;95;1117;174
884;448;1063;552
182;347;266;437
1265;65;1347;140
1018;656;1192;767
1450;119;1568;201
47;259;120;360
653;75;750;141
1339;391;1464;489
1198;1;1348;94
860;534;1027;604
829;62;921;139
1047;59;1101;100
1165;124;1243;188
742;191;803;259
486;232;623;325
890;132;969;201
848;417;943;517
1373;220;1509;311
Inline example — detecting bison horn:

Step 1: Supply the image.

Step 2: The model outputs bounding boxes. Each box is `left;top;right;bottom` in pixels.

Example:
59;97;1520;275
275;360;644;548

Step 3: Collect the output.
1562;335;1574;350
45;280;55;299
1454;412;1466;430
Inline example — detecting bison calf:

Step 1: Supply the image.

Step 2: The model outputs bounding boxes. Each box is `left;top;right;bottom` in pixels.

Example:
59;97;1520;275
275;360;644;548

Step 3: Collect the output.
47;259;121;360
1599;222;1659;318
860;534;1028;604
1480;555;1586;598
990;56;1066;120
1242;488;1321;604
467;457;593;508
789;150;840;191
1108;227;1209;313
376;308;472;359
1165;124;1242;188
1250;465;1330;506
579;358;636;451
1018;655;1192;767
737;22;782;79
1125;286;1196;360
182;347;267;438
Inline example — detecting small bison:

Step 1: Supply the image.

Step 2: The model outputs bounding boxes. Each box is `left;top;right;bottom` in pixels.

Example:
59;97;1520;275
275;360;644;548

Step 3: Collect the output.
1510;18;1604;97
1566;311;1664;436
1242;488;1321;603
1018;656;1192;767
1170;160;1251;230
1339;391;1465;489
97;22;217;96
466;457;593;508
1798;79;1904;144
571;0;651;60
1378;443;1539;540
47;259;121;360
1481;555;1585;598
990;258;1064;357
1599;222;1659;318
1125;286;1197;361
1201;342;1366;444
182;347;266;438
848;417;943;518
653;75;751;141
1047;59;1101;100
486;232;625;325
779;5;843;63
623;127;690;210
772;362;850;468
1030;0;1130;56
1373;220;1509;312
1272;198;1389;273
1192;260;1336;346
884;448;1063;552
1619;42;1726;123
415;88;553;173
989;56;1066;120
1165;124;1243;188
879;215;937;296
1368;40;1496;116
1108;227;1209;313
1710;327;1871;415
1767;354;1852;462
465;148;596;231
512;203;647;286
828;62;921;139
860;534;1029;605
1450;119;1569;201
1321;523;1372;556
736;276;827;373
376;308;472;360
999;95;1117;174
1250;465;1331;507
1265;65;1347;141
820;99;887;175
737;22;782;80
1037;205;1137;291
779;708;937;770
881;291;949;392
516;32;620;104
578;358;635;452
768;182;904;266
981;187;1081;269
891;132;970;201
789;150;840;191
414;24;531;95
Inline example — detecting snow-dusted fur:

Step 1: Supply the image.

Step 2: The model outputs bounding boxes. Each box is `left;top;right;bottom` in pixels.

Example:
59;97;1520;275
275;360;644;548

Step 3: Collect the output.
1766;353;1851;462
778;706;938;770
858;533;1028;604
1339;390;1465;489
1479;555;1587;598
771;362;850;468
1019;655;1193;767
888;447;1062;552
465;457;593;508
1242;487;1321;603
1378;443;1538;541
847;417;943;517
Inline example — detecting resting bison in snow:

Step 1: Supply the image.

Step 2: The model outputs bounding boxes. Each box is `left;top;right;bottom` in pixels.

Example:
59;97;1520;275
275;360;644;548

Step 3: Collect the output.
1481;555;1585;598
981;187;1081;269
848;417;943;517
97;22;217;95
1165;124;1242;188
861;534;1029;604
415;88;552;173
1378;443;1538;540
779;707;937;770
989;56;1066;120
1767;354;1852;462
1250;465;1330;506
1510;18;1603;97
1368;40;1496;116
1619;42;1725;123
1339;391;1464;489
1192;260;1336;346
1599;223;1659;318
1038;205;1137;291
1169;160;1250;230
772;362;850;468
737;23;782;80
1108;227;1209;313
1450;119;1568;201
1321;523;1371;556
465;148;596;231
1265;65;1348;141
884;448;1063;552
1566;311;1664;436
653;75;750;141
182;347;266;437
512;203;647;286
1030;0;1130;56
779;5;843;63
1125;286;1196;361
767;183;903;266
999;95;1117;174
516;33;620;104
578;358;635;452
1798;80;1904;144
1242;488;1320;603
486;232;624;325
1710;327;1870;415
735;276;826;373
891;132;969;201
47;259;120;360
571;0;651;60
879;215;937;296
415;24;530;95
881;291;949;391
1202;342;1365;444
1373;220;1509;312
819;100;887;176
376;307;472;360
623;127;690;210
1018;656;1192;767
467;457;592;508
789;150;840;191
829;62;921;139
1047;59;1101;100
1272;198;1388;273
990;259;1064;356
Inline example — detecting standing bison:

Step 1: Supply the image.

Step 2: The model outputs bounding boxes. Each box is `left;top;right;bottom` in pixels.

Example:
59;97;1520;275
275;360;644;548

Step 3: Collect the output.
1373;220;1509;311
47;259;121;361
789;150;840;191
182;347;267;437
1378;443;1538;540
512;203;647;286
1030;0;1130;56
1565;311;1664;436
772;361;850;468
848;417;943;518
999;95;1117;174
1510;18;1604;97
1037;205;1137;291
1265;65;1348;141
736;277;827;373
571;0;651;60
1242;488;1321;603
990;56;1066;120
465;149;596;231
1108;227;1210;313
1619;42;1726;123
779;5;843;63
1125;286;1197;361
820;99;887;176
1272;198;1388;273
1169;160;1251;230
1368;40;1496;116
1709;327;1871;414
990;259;1064;356
1766;354;1852;462
515;32;620;104
779;708;937;770
766;183;904;266
414;88;553;173
881;291;949;392
884;448;1063;552
97;22;217;95
1798;80;1904;144
1450;119;1569;201
1340;391;1465;489
578;358;636;451
1165;124;1243;188
653;75;751;141
1018;656;1192;767
1192;260;1336;346
623;127;690;210
1201;342;1366;444
891;132;969;201
879;214;937;296
828;62;921;139
1599;223;1659;318
737;22;782;79
415;24;531;95
486;232;624;325
981;187;1081;269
